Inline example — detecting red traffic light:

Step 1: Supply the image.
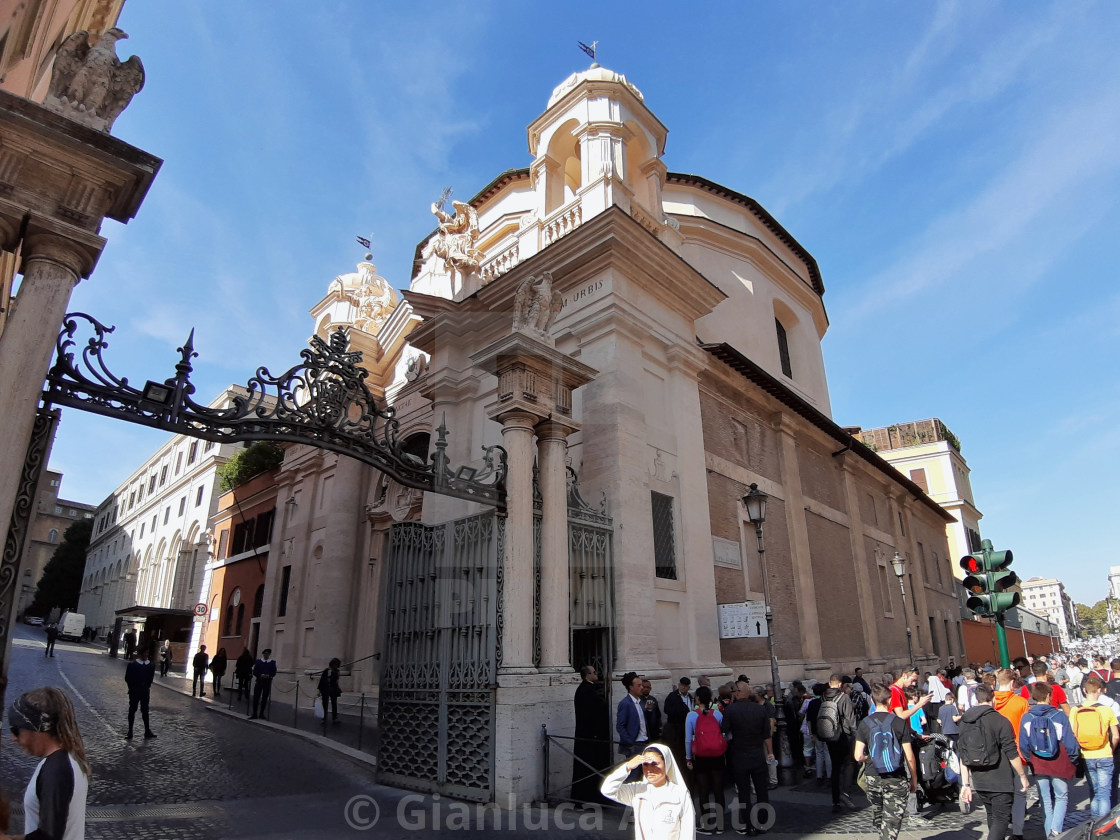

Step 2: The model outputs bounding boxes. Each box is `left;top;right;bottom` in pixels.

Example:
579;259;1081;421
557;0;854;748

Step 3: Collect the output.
960;554;983;574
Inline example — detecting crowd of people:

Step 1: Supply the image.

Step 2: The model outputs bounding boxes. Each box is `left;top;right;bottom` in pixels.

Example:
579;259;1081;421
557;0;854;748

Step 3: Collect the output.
575;651;1120;840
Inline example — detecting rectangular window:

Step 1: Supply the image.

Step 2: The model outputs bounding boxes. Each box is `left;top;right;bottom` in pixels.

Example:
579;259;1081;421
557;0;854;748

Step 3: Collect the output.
160;465;168;486
929;616;940;656
909;468;929;494
278;565;292;617
188;442;198;465
129;491;136;509
775;318;792;378
140;523;145;538
218;530;230;560
195;486;204;507
163;507;170;525
148;475;157;493
178;497;186;516
650;491;678;580
175;452;183;474
152;515;157;531
878;563;893;614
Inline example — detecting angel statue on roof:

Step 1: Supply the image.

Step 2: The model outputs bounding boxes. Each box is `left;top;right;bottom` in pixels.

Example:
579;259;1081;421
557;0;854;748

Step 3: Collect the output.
427;189;482;275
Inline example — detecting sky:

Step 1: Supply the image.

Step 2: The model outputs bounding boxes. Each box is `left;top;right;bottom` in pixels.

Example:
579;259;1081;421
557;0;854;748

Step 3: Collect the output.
37;1;1120;606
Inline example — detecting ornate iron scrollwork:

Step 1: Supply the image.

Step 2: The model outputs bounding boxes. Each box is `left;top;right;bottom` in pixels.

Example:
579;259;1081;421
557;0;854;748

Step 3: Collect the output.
43;313;507;507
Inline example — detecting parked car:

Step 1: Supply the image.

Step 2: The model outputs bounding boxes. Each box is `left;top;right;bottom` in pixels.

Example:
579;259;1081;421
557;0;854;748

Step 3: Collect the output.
24;616;43;626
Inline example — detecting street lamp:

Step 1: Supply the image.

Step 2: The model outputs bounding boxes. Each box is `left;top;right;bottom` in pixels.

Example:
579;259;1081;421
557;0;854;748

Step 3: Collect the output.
742;484;782;700
891;551;915;665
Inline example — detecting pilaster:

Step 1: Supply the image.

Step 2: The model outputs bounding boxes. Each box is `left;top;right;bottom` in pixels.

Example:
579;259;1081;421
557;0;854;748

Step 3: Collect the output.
772;411;826;667
837;453;882;660
536;418;577;672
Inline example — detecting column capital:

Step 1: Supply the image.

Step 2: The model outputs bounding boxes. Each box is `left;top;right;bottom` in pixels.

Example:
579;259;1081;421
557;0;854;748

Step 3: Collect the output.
535;417;579;440
22;215;106;279
0;197;24;250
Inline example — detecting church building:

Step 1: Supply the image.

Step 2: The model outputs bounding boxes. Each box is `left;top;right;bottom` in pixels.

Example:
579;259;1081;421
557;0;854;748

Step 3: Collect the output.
200;64;961;806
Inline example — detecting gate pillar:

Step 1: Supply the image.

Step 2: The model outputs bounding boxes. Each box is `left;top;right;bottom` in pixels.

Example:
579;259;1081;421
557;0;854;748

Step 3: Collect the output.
474;329;597;807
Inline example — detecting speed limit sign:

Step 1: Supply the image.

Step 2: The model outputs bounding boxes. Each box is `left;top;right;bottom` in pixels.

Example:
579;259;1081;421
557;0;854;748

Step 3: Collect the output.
193;602;208;617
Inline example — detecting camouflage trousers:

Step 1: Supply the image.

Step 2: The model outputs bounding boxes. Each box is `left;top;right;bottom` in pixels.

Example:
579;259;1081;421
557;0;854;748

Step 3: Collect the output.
865;774;910;840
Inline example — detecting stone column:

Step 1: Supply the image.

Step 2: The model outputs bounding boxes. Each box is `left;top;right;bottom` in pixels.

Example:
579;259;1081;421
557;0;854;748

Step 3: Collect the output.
536;418;577;672
0;218;104;552
496;410;541;674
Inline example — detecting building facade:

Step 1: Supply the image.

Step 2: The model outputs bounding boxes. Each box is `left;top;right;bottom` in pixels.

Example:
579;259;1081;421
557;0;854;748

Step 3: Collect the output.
77;391;244;644
199;469;277;664
1019;576;1078;645
17;469;95;616
854;418;981;576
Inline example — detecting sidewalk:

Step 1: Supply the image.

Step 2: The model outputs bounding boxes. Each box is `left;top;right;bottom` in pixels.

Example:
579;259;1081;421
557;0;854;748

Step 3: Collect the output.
149;662;380;761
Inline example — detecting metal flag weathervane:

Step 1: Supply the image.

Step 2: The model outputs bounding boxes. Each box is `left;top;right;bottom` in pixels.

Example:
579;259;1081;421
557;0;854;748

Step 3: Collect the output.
356;233;372;251
578;40;598;64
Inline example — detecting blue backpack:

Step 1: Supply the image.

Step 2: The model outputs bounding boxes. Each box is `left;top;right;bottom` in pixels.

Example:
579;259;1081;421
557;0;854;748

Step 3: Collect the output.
1027;709;1059;759
867;714;903;773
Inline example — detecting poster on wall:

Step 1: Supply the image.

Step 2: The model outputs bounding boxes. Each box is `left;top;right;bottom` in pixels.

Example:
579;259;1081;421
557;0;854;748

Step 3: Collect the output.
718;600;768;639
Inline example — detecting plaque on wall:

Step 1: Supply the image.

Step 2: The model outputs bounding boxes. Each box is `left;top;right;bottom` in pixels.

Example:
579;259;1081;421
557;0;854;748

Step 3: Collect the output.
718;600;768;639
712;536;742;569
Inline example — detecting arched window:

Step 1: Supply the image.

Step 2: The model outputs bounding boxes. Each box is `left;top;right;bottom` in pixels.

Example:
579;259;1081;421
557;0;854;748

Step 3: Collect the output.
225;588;241;636
48;529;58;544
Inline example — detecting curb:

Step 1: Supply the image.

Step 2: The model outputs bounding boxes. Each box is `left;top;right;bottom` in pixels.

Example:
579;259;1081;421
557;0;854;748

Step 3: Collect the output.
150;672;378;772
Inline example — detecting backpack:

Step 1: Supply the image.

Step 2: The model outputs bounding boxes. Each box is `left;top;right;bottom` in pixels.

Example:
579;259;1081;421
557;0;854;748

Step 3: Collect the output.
866;714;903;774
817;698;842;742
957;709;1002;768
1074;706;1110;751
1026;710;1060;759
693;710;727;758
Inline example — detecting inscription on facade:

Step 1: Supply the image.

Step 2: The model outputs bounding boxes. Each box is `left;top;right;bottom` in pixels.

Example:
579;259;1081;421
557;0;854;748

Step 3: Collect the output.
712;536;742;570
560;279;605;310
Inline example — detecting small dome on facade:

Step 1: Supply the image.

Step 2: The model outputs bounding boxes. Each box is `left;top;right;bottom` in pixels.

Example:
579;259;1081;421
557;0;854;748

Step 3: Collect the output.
547;65;644;109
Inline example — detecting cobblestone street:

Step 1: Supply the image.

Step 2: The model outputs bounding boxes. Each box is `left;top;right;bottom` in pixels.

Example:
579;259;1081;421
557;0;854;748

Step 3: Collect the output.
0;625;1102;838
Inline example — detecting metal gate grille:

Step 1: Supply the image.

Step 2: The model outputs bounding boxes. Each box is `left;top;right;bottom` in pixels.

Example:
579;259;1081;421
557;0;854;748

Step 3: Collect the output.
377;513;499;801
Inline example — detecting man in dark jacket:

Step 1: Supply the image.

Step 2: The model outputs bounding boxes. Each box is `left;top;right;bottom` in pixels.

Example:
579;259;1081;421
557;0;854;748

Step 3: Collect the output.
250;648;277;720
722;678;774;835
572;665;610;803
821;674;859;811
125;647;157;739
191;644;209;697
959;684;1030;840
664;677;693;774
640;678;662;741
317;657;342;722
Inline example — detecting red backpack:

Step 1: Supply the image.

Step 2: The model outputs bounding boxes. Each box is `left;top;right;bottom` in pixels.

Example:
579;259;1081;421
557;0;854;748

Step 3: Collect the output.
693;710;727;758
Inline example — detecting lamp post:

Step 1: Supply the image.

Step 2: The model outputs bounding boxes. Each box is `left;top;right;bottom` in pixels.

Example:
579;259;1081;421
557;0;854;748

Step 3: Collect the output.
742;484;782;698
891;551;915;664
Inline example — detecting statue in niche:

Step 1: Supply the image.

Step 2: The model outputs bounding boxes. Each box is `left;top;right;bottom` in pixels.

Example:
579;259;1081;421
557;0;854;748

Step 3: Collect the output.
426;190;482;274
45;28;145;133
350;262;395;334
512;272;563;343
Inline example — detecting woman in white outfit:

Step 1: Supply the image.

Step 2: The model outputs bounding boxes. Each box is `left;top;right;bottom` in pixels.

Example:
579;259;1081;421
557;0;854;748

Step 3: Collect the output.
4;687;89;840
602;743;695;840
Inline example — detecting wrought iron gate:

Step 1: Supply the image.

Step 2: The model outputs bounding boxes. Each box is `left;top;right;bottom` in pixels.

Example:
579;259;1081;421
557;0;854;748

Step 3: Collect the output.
377;512;500;801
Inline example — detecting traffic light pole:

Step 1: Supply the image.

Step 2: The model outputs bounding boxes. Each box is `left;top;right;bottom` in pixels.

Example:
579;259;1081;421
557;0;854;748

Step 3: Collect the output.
995;613;1010;669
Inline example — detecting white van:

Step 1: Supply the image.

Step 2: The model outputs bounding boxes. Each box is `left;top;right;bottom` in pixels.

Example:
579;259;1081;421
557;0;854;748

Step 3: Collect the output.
56;611;85;641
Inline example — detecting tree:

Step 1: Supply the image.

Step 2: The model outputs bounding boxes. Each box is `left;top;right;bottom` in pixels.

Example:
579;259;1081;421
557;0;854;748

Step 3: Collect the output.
1076;600;1110;638
216;441;285;491
31;518;92;614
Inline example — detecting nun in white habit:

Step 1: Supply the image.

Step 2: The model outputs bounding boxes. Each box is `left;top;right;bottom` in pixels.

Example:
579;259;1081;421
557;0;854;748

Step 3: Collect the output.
601;742;696;840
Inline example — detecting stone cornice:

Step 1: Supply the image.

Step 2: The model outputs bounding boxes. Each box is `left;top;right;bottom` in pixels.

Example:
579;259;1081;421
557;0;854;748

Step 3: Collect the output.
0;89;161;226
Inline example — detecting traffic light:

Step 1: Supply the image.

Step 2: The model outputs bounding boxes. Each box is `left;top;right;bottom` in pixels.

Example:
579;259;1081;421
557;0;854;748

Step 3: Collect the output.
959;540;1020;617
